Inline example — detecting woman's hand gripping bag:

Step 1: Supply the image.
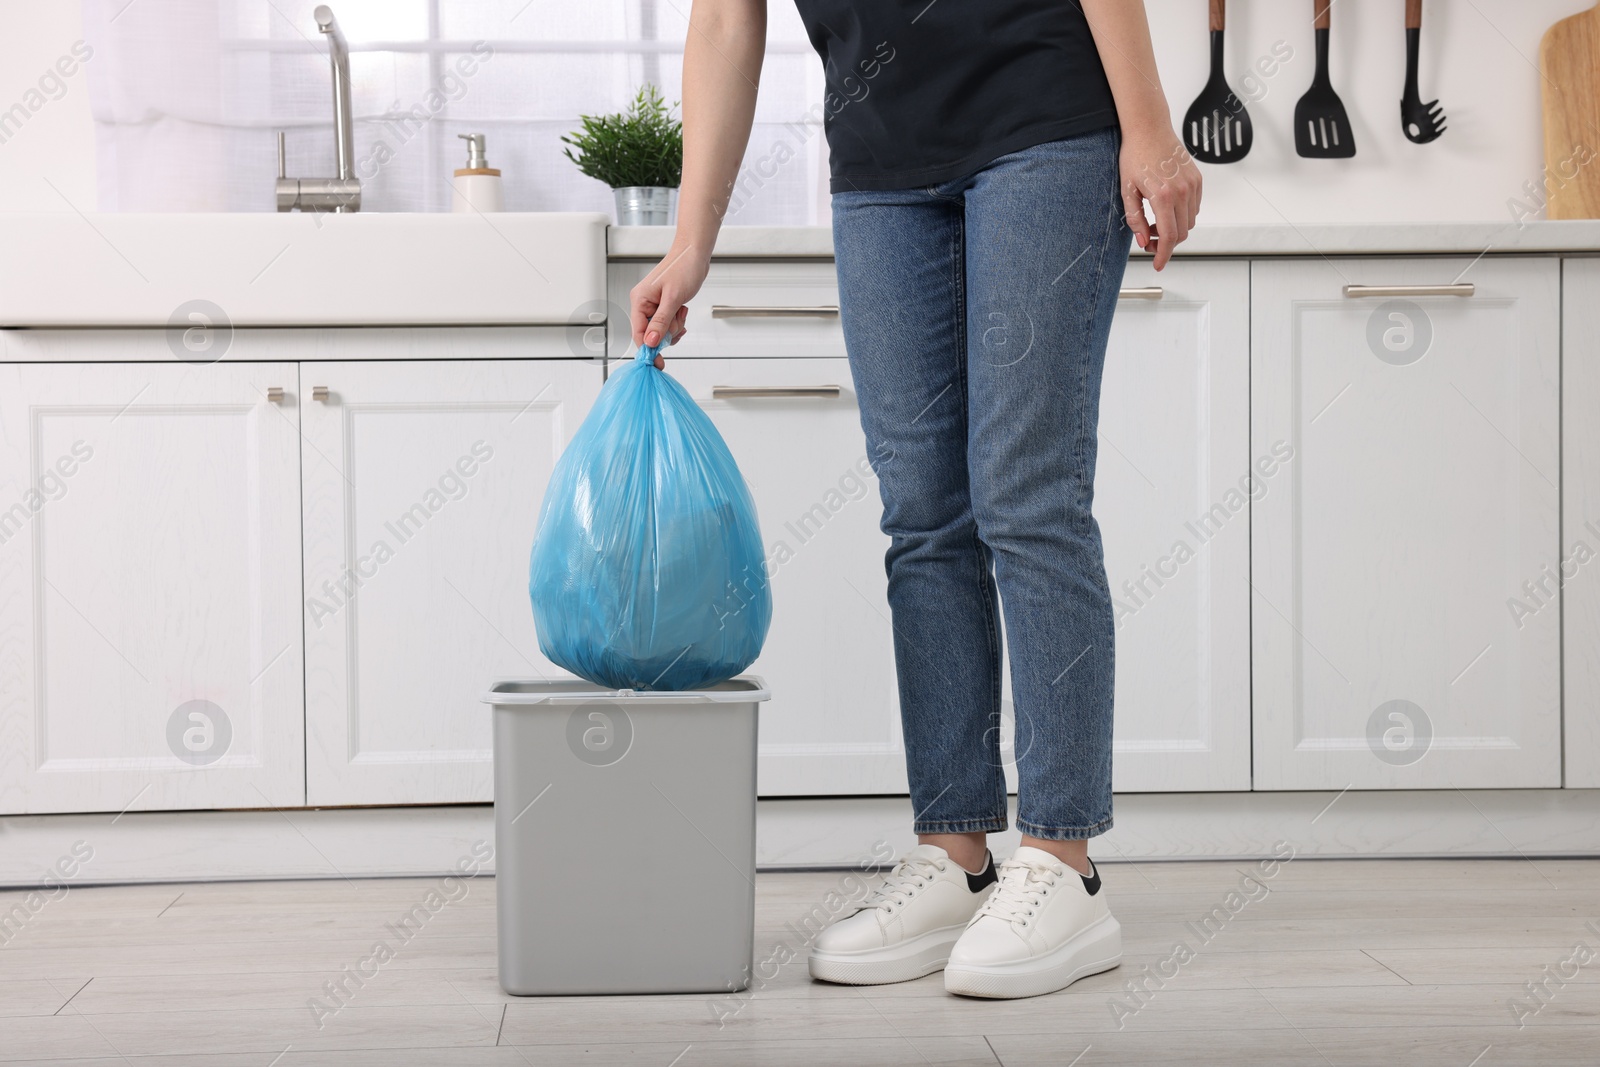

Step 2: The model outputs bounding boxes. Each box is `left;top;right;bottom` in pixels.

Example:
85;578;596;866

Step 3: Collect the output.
528;341;772;691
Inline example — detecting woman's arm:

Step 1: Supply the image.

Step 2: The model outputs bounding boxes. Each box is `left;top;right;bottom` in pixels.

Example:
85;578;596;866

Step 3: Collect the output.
1080;0;1202;270
631;0;766;359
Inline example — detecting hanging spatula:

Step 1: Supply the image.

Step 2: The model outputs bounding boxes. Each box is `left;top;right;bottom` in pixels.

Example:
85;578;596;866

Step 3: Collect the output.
1295;0;1356;158
1182;0;1253;164
1401;0;1446;142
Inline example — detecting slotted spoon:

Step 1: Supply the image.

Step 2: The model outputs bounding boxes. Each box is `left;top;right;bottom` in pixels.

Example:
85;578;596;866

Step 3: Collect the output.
1182;0;1253;164
1295;0;1357;158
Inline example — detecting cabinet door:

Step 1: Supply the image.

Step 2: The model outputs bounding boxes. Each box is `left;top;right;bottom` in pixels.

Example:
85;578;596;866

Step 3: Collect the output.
1095;260;1252;791
0;363;305;814
1563;258;1600;787
1252;257;1560;789
665;359;905;794
300;359;601;805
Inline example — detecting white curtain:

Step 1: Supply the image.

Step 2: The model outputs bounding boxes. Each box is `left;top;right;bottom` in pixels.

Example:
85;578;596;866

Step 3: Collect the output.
82;0;832;225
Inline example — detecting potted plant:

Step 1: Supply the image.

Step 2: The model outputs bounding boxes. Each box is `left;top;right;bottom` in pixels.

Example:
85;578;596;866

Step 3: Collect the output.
563;85;684;226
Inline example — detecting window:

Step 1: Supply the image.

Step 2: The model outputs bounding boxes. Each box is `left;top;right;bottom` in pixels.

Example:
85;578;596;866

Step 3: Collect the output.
83;0;830;224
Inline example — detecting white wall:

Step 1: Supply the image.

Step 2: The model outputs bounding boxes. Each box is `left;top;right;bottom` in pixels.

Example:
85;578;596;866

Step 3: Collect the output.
0;1;95;211
0;0;1586;224
1142;0;1581;226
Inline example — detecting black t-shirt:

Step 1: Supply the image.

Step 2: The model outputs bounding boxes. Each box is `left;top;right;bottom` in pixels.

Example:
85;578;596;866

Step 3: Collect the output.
792;0;1119;192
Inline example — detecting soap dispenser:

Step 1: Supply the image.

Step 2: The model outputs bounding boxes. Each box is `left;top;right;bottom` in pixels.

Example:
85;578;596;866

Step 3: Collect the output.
451;133;503;213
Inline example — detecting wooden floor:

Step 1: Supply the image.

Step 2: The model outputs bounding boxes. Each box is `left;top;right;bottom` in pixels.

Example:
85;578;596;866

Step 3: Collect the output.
3;858;1599;1065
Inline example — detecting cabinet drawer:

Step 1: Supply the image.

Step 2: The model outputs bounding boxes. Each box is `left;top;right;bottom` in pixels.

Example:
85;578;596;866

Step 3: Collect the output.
608;260;845;360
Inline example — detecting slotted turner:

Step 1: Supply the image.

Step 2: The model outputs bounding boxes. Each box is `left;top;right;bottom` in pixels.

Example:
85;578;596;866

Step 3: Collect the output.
1295;0;1356;158
1182;0;1252;164
1401;0;1446;142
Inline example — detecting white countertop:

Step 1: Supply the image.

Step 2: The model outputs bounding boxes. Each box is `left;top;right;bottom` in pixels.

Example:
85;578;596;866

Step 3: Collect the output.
609;221;1600;259
6;214;1599;329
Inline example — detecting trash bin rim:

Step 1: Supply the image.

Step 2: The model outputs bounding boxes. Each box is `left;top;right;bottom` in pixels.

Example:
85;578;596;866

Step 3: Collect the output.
481;675;770;706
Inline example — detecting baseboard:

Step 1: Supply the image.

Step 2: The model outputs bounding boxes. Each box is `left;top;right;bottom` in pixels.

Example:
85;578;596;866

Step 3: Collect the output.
756;789;1600;867
4;789;1599;888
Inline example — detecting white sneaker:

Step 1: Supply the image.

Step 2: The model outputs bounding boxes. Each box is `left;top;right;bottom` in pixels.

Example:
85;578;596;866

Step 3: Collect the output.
943;846;1121;999
808;844;998;985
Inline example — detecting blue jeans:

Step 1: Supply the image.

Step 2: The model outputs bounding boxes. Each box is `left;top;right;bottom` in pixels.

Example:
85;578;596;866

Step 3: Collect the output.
832;128;1130;841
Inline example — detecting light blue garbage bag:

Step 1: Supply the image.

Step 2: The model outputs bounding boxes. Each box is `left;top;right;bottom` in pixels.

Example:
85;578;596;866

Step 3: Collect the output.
528;340;772;691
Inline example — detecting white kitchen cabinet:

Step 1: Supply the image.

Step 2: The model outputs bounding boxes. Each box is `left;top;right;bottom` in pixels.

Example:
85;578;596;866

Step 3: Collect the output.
300;357;601;806
1251;257;1561;789
1563;258;1600;788
666;358;905;794
1092;259;1252;792
0;241;1576;819
0;362;305;814
994;260;1251;794
665;260;1250;796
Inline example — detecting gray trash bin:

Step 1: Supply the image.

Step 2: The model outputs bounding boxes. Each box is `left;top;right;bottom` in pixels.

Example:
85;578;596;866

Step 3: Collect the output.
483;676;770;995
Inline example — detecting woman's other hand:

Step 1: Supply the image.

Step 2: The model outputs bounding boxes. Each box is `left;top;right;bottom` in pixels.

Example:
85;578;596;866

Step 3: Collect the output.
1079;0;1202;272
1119;126;1202;271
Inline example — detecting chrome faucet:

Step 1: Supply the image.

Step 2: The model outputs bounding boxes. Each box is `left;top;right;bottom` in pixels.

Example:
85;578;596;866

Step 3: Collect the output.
276;4;361;212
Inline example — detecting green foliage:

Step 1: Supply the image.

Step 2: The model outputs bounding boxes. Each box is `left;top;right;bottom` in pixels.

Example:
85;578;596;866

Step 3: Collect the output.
562;85;684;189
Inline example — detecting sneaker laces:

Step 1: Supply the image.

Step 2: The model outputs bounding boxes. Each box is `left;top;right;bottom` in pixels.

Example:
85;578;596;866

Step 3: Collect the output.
974;856;1064;925
860;853;949;911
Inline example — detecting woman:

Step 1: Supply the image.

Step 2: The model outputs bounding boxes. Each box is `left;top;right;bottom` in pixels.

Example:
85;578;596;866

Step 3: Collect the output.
631;0;1201;999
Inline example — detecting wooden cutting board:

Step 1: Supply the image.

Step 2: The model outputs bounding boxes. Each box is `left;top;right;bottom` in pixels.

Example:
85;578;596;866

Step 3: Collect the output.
1541;2;1600;219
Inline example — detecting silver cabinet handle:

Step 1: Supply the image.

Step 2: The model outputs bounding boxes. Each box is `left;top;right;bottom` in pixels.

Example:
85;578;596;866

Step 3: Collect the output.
312;386;330;402
1118;286;1164;300
710;305;840;317
712;385;842;399
1343;283;1475;298
266;387;285;404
